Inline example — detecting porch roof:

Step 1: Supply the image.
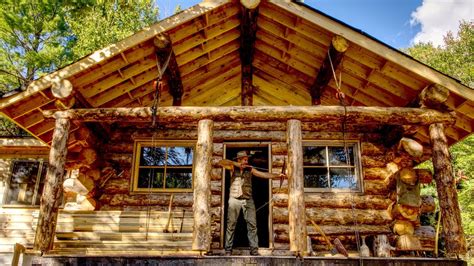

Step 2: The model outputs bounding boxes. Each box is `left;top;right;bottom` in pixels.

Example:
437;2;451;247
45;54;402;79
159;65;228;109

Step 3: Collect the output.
0;0;472;147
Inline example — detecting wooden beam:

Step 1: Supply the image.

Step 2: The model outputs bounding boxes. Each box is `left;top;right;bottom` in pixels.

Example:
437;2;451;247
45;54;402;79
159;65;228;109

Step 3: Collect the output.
154;35;184;106
240;0;260;105
192;119;213;251
310;35;349;105
34;117;70;252
43;106;456;125
287;119;307;254
429;123;467;255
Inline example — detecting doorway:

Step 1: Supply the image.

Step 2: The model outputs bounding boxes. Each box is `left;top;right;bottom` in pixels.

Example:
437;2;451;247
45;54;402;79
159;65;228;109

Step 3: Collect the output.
222;144;270;249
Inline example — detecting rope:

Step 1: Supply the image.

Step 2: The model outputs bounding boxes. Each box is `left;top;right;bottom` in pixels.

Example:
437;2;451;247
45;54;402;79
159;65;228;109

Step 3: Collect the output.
146;47;173;242
151;48;172;127
328;49;362;263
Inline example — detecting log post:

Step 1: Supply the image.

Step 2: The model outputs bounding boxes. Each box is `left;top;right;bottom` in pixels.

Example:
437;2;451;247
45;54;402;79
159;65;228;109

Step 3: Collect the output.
192;119;213;251
240;0;259;106
429;123;467;255
34;118;70;252
287;119;307;254
310;35;349;105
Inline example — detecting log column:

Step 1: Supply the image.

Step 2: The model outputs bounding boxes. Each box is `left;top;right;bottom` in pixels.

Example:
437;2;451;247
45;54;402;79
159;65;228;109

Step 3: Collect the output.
192;119;213;251
287;119;307;255
34;118;70;252
429;123;467;255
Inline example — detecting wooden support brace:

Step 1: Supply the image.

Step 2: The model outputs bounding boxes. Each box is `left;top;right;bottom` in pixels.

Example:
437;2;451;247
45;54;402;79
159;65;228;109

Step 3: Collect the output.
310;35;349;105
287;119;307;254
240;0;260;106
154;35;183;106
429;123;467;255
34;118;70;252
192;119;213;251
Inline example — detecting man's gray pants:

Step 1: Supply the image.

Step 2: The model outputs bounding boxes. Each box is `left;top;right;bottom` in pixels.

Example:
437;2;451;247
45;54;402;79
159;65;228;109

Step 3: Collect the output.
225;197;258;251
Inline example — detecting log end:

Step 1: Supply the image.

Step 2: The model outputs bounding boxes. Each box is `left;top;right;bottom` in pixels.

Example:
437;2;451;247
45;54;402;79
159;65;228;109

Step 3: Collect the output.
332;35;349;53
154;35;171;49
240;0;260;9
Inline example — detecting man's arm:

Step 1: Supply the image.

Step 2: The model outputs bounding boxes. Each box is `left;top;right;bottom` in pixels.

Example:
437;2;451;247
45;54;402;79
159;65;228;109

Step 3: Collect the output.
252;168;285;180
218;159;240;170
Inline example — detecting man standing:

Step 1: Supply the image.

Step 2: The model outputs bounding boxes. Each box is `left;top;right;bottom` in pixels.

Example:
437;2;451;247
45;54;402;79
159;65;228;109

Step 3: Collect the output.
219;150;285;256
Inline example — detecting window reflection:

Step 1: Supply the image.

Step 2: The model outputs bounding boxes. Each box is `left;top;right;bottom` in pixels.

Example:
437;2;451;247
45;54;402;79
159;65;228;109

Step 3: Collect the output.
329;146;354;165
136;144;193;191
303;143;359;191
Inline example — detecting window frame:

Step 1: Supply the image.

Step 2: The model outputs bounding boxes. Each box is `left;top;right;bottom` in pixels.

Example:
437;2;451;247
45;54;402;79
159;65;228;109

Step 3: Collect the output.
131;140;195;193
2;159;48;207
302;140;363;193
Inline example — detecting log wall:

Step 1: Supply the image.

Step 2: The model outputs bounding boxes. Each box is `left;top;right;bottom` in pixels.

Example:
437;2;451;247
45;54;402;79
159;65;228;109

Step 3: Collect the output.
42;126;435;253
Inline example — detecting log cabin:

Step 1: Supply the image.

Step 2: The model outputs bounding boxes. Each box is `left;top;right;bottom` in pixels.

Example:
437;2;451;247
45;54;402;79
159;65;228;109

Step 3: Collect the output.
0;0;472;264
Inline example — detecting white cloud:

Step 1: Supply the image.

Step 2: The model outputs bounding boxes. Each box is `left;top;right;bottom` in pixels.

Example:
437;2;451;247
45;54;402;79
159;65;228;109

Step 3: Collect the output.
410;0;473;46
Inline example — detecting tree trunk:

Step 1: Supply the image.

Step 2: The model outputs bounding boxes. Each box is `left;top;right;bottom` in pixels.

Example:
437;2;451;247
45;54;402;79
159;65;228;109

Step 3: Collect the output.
34;118;70;252
44;106;456;126
287;119;307;254
192;119;213;251
429;123;467;255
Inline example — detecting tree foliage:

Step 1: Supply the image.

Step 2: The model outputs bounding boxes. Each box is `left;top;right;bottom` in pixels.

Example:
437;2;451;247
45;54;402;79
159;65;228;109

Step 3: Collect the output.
0;0;159;136
406;21;474;237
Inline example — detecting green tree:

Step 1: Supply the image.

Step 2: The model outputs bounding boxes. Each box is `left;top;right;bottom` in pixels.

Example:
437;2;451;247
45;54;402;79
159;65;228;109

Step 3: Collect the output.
0;0;75;94
0;0;159;136
67;0;159;60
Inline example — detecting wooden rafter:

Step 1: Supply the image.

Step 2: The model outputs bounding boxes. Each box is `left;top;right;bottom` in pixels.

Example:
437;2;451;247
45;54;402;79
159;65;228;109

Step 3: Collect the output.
240;0;260;106
154;35;184;106
310;35;349;105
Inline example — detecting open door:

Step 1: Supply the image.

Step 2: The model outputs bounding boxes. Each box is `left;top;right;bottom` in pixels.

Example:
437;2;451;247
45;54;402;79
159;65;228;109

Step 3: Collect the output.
223;144;270;249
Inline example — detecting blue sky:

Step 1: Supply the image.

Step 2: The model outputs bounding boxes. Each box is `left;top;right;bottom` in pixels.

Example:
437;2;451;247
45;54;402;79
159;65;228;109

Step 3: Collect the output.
156;0;472;49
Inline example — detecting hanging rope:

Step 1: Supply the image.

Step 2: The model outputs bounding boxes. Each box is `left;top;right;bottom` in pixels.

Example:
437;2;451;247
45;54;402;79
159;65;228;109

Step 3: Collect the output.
145;47;173;242
328;49;363;262
151;48;172;127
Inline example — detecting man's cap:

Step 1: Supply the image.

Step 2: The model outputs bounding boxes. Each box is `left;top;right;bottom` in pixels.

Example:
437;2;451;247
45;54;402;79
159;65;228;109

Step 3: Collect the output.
234;150;249;159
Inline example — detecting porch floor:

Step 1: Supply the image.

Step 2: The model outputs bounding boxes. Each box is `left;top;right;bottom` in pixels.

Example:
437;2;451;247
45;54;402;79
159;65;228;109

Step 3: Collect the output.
29;255;467;266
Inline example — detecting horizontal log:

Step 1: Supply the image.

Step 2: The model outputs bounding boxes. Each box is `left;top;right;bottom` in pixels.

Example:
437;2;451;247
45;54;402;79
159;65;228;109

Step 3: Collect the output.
127;121;384;132
274;224;391;236
360;142;387;155
101;193;222;208
273;193;393;210
364;179;394;195
363;162;400;180
43;106;456;125
273;207;392;225
102;179;130;194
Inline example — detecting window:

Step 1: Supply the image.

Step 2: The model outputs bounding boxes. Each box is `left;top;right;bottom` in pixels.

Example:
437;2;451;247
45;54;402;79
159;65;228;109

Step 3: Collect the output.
303;141;362;192
132;141;194;192
4;160;48;206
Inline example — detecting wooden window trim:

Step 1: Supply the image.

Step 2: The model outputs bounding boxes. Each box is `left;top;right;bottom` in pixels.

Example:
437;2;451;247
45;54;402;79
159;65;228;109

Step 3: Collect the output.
131;140;195;193
303;140;363;193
